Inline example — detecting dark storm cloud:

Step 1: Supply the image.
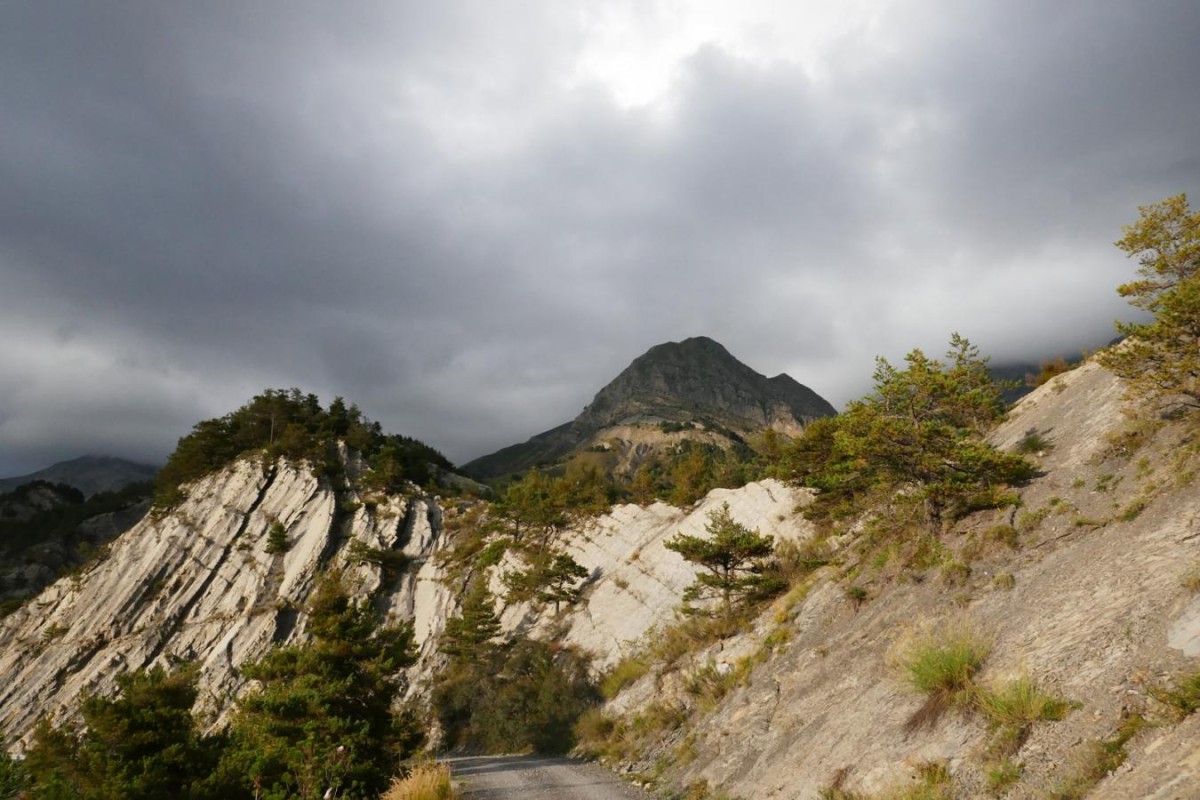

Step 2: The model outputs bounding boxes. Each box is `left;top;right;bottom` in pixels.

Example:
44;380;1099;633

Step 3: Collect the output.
1;0;1198;475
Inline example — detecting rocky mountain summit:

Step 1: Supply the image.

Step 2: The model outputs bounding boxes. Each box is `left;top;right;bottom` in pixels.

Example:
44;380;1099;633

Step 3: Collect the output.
577;336;834;432
464;336;834;480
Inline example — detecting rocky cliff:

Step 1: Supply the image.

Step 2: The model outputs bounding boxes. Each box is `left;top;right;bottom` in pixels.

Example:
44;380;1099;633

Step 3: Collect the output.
464;336;834;480
0;453;457;745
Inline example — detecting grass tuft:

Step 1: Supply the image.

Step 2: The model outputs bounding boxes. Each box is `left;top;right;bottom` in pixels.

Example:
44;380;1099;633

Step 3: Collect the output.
895;622;990;697
976;674;1071;729
382;761;457;800
601;656;650;699
1150;671;1200;720
893;621;990;731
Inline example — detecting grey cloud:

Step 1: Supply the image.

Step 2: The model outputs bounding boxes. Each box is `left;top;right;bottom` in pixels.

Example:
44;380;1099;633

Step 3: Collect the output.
1;1;1198;475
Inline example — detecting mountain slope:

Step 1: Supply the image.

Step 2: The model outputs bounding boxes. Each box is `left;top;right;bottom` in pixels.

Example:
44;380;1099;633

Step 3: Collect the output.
464;336;835;480
591;360;1200;798
0;455;158;497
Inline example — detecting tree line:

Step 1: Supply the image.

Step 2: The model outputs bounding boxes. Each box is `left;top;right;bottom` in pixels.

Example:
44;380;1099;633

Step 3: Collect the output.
154;389;453;507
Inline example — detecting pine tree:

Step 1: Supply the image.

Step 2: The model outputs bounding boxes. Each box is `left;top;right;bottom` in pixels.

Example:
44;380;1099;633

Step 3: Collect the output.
441;578;502;661
829;334;1034;526
1098;194;1200;410
664;502;780;618
22;667;217;800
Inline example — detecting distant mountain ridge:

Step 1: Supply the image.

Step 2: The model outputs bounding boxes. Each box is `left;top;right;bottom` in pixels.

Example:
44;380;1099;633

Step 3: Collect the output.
0;455;159;497
463;337;835;480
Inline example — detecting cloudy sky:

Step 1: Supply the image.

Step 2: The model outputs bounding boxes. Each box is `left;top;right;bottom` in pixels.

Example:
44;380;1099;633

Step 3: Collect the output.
2;1;1198;475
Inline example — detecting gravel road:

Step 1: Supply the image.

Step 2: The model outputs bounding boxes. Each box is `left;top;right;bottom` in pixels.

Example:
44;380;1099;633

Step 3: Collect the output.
448;755;656;800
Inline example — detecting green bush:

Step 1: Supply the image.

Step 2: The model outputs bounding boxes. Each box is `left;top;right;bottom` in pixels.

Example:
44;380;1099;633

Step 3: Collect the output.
264;521;290;554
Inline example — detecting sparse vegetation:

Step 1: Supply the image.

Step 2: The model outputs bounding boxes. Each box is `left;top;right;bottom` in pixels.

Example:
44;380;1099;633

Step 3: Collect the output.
984;758;1022;793
1015;428;1053;454
574;700;687;765
992;572;1015;591
1149;670;1200;720
1119;496;1149;521
892;621;991;730
683;658;754;711
897;623;990;698
601;656;651;699
1181;561;1200;593
1047;714;1146;800
821;762;955;800
976;674;1070;742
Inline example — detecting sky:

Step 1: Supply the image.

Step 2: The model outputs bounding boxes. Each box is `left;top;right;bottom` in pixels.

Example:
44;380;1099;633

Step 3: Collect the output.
2;1;1199;476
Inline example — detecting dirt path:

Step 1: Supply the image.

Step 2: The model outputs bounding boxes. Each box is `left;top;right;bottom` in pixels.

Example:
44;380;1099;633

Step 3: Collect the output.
447;754;656;800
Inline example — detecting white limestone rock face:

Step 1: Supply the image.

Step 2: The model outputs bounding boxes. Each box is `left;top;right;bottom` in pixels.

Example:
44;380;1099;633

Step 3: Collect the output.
497;479;816;670
0;457;449;747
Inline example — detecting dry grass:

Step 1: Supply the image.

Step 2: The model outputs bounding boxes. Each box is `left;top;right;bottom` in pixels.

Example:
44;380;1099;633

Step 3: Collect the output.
976;674;1071;729
382;761;458;800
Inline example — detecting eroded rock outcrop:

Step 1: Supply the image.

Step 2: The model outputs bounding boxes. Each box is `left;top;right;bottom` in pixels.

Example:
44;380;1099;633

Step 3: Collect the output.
497;480;816;671
0;455;455;746
0;448;814;754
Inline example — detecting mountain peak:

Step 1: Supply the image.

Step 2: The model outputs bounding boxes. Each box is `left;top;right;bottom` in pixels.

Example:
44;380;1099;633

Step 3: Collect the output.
464;337;835;480
578;337;834;431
